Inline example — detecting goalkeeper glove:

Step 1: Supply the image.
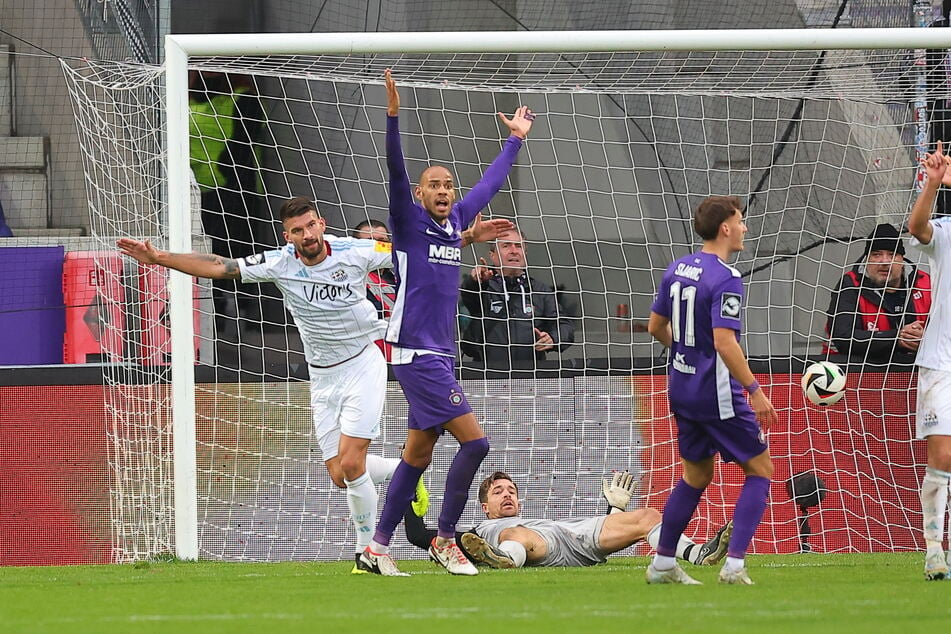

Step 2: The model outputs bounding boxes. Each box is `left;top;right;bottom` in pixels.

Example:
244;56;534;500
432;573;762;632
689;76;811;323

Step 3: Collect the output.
602;470;637;513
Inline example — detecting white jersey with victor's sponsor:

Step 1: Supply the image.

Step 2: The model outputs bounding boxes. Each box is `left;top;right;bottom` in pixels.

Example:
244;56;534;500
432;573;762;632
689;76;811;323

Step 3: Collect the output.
238;235;392;366
912;217;951;372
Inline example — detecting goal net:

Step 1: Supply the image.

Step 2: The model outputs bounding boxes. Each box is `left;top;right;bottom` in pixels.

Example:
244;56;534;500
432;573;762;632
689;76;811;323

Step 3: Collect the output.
63;28;949;562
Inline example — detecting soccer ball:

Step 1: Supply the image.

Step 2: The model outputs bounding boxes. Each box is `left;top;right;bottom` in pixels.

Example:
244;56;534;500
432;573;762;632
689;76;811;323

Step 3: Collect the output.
801;361;847;406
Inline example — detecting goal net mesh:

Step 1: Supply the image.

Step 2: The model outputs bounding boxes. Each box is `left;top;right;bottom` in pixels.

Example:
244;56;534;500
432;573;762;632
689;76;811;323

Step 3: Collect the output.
63;39;944;561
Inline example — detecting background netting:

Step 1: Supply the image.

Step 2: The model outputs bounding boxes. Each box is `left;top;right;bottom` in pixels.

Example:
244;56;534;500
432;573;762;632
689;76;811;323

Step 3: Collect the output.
2;0;949;565
62;37;947;560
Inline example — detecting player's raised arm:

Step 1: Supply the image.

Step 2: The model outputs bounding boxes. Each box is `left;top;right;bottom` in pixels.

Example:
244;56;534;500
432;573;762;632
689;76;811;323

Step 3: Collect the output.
117;237;241;280
909;140;949;246
383;69;414;215
497;105;535;140
385;68;399;116
455;107;535;226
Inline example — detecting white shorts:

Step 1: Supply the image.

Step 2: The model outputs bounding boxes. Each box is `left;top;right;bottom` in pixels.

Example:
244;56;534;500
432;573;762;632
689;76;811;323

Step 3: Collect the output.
309;344;387;460
916;367;951;439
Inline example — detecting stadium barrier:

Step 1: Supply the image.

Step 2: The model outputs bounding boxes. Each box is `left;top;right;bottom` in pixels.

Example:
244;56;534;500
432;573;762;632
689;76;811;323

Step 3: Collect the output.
0;363;923;565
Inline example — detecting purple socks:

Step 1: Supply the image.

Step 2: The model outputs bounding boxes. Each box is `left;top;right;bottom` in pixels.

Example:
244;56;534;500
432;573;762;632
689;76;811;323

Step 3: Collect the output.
372;460;425;546
728;475;770;559
657;478;705;557
438;437;490;539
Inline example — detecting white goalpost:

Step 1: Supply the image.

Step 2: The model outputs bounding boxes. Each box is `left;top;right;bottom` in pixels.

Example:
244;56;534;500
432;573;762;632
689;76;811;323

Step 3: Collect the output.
65;27;951;562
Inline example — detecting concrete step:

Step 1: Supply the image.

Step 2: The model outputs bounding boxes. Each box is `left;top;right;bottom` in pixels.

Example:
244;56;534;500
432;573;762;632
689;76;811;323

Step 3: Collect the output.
0;137;46;170
0;171;49;229
0;136;50;229
1;227;86;239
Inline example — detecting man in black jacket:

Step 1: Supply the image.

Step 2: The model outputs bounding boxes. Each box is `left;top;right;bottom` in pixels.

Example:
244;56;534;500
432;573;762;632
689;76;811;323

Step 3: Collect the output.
460;227;574;366
825;223;931;363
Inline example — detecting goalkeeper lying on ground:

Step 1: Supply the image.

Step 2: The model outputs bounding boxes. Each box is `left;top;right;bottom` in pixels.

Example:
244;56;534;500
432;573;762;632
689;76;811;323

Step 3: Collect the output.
404;470;732;568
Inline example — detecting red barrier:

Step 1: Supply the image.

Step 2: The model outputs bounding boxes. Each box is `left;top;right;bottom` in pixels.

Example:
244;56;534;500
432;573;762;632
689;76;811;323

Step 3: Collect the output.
1;371;926;565
0;385;111;565
63;252;126;363
636;371;924;553
138;264;202;365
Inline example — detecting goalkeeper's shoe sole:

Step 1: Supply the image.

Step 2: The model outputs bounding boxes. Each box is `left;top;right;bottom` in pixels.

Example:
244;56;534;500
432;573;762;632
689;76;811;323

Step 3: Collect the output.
351;552;367;575
357;548;410;577
646;563;702;585
925;549;949;581
460;532;517;569
695;520;733;566
411;475;430;518
719;567;754;585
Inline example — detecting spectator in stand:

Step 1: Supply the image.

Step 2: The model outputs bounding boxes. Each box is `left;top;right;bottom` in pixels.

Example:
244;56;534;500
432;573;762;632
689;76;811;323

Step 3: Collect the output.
460;226;574;366
352;219;397;321
353;219;397;360
189;70;266;325
0;200;12;237
825;223;932;364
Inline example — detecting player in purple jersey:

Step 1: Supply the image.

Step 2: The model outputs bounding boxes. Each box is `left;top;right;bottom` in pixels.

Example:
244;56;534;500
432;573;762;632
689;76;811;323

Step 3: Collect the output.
360;69;534;576
646;195;778;585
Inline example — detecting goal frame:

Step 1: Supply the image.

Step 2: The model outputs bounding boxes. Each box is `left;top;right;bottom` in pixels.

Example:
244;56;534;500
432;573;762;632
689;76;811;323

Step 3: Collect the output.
164;27;951;560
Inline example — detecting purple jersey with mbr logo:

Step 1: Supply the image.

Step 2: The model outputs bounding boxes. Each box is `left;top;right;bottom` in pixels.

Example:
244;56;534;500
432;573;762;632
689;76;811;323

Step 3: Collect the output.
651;250;753;422
384;114;523;355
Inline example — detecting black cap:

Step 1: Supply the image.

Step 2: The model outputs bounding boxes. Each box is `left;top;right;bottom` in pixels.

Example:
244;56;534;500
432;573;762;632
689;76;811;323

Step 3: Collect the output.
864;223;905;258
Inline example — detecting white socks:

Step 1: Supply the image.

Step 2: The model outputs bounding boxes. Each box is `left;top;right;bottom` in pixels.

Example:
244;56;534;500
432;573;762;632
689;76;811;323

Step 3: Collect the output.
345;472;378;553
921;467;951;550
365;455;400;484
343;457;397;555
498;540;527;567
722;556;745;574
646;523;700;564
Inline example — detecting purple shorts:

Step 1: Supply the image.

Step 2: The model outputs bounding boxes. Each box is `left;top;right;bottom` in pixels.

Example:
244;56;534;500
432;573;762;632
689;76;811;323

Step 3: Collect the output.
675;412;768;464
393;354;472;431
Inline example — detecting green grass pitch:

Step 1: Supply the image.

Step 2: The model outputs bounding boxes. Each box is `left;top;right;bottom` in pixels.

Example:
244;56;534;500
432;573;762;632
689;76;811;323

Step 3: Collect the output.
2;553;948;633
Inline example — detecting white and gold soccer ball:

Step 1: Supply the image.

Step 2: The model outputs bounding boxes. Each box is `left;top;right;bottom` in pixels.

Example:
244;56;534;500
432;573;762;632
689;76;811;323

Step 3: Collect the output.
801;361;847;406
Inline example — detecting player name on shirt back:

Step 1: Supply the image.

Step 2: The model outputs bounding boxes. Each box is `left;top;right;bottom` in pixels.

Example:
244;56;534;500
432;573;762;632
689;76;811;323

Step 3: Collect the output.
674;262;703;281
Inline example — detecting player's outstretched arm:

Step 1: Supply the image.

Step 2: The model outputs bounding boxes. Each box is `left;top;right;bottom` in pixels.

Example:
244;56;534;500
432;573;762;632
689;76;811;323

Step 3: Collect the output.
713;327;777;428
383;69;414;216
117;238;241;280
455;109;535;226
384;68;399;116
909;140;948;246
497;105;535;140
461;212;515;247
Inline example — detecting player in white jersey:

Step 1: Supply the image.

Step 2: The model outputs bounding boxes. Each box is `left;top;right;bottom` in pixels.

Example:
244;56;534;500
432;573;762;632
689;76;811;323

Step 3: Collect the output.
907;141;951;580
118;195;508;574
119;196;402;569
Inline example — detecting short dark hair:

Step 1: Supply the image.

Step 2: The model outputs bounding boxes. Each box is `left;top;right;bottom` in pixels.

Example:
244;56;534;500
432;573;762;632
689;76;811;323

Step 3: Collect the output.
351;218;388;238
279;196;318;223
478;471;517;503
693;195;742;241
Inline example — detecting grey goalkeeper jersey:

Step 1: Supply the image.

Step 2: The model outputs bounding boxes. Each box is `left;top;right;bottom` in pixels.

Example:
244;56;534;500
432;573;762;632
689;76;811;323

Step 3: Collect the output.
473;515;608;567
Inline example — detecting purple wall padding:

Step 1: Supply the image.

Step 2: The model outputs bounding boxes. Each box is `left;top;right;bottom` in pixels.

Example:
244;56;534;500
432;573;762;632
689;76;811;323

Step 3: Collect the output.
0;246;66;364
